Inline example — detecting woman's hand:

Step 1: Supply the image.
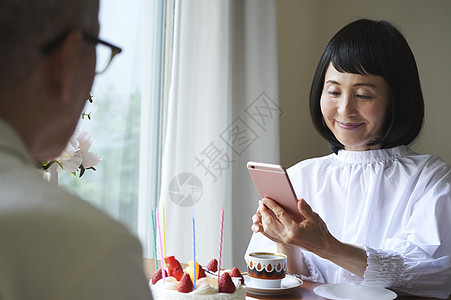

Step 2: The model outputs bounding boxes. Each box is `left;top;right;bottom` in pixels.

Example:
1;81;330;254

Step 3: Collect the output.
251;197;328;275
252;197;368;277
256;197;333;254
251;200;284;244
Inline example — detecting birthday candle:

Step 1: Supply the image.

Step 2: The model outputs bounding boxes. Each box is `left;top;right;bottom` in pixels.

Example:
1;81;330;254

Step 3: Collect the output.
156;209;165;282
192;212;196;289
162;204;166;262
151;208;158;270
217;207;224;279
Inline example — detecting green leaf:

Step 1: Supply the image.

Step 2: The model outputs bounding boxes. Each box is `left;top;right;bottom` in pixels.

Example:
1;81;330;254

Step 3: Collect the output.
79;165;86;177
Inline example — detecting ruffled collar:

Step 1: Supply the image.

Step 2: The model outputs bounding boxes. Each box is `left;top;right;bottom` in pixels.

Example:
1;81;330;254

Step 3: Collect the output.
335;145;412;164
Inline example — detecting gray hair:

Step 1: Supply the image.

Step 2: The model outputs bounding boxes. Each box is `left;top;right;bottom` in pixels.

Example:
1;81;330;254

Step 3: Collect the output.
0;0;99;88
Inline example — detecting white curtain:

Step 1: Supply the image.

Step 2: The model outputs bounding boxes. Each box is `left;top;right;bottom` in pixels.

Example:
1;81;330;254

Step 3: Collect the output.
137;0;165;258
156;0;279;270
60;0;149;234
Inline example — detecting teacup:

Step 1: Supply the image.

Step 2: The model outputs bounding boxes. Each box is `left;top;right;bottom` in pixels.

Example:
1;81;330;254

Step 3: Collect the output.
245;252;287;288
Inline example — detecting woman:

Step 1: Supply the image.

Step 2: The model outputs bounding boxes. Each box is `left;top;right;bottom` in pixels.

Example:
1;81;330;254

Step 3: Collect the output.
248;19;451;298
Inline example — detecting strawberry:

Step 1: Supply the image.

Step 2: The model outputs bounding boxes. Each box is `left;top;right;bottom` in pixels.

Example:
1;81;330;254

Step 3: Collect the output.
165;256;184;281
151;267;168;285
218;272;236;293
230;267;244;284
171;268;184;281
177;273;193;293
198;265;207;279
206;258;218;272
164;256;179;268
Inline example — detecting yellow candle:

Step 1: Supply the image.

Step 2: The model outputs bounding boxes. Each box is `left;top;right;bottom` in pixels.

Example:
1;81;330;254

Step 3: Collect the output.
187;260;200;283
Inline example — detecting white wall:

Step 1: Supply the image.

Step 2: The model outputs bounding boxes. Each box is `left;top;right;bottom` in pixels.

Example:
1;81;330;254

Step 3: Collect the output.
278;0;451;167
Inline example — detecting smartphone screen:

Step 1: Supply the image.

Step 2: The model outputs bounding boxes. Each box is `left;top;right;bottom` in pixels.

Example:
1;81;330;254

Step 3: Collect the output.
247;161;303;222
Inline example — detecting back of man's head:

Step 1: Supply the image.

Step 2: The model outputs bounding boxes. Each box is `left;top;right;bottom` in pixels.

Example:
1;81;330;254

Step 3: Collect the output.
0;0;99;89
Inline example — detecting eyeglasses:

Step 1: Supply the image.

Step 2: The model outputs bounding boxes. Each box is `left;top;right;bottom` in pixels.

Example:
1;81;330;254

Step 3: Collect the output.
84;32;122;74
41;31;122;75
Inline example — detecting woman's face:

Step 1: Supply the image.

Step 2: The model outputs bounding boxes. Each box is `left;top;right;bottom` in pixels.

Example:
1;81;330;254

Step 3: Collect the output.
320;63;390;151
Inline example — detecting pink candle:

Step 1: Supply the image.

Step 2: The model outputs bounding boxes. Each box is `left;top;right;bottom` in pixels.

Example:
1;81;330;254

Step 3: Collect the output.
217;207;224;279
156;209;166;282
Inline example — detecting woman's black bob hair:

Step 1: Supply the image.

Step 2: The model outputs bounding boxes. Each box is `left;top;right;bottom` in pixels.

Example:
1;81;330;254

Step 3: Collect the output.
309;19;424;154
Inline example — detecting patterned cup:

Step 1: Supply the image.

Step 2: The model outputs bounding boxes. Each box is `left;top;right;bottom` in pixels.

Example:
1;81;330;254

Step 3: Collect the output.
245;252;287;288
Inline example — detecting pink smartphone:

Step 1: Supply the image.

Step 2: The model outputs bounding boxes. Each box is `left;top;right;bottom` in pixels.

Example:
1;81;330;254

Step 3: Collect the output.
247;161;303;222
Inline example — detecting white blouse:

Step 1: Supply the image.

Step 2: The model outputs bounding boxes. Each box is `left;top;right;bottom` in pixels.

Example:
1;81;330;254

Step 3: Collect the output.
246;146;451;298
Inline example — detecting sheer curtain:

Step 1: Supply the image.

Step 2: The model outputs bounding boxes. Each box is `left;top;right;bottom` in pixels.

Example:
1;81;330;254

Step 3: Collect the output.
154;0;280;269
59;0;161;235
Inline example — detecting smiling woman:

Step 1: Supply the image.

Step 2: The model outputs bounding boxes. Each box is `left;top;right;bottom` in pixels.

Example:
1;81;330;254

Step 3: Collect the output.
247;19;451;299
277;0;451;168
309;19;424;154
320;64;391;151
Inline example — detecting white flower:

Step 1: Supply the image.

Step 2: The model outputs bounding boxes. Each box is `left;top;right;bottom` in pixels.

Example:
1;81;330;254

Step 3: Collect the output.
55;137;83;173
73;129;102;168
54;129;101;174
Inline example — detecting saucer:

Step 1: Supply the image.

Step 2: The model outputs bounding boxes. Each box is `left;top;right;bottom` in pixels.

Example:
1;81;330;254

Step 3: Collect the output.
313;283;397;300
243;274;302;295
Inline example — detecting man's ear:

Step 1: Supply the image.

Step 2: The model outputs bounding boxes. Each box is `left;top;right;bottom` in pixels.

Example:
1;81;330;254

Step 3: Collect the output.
45;30;84;104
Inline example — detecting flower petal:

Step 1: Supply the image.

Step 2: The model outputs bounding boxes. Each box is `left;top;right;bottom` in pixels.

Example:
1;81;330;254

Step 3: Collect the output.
55;137;79;161
74;129;92;154
56;152;82;173
81;151;102;168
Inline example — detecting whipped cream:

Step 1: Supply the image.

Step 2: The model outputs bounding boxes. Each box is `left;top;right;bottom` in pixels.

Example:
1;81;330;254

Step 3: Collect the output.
150;273;246;299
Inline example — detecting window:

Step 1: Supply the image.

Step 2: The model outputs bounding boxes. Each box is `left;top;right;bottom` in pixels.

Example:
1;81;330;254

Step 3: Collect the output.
59;0;165;235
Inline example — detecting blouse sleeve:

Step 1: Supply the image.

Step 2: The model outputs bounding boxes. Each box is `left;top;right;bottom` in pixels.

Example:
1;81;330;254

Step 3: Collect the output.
345;177;451;299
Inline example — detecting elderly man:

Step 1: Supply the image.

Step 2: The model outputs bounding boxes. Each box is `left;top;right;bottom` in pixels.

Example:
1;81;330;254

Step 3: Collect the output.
0;0;152;298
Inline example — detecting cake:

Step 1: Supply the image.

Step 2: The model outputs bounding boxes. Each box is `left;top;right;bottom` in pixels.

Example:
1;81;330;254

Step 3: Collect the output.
149;256;246;299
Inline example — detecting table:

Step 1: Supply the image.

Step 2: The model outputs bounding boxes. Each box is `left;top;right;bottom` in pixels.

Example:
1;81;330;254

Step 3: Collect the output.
143;258;440;299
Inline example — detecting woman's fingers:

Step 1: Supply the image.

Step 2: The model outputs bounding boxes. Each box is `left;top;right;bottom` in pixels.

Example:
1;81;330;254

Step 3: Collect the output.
252;214;259;223
255;197;332;253
251;203;263;232
252;213;262;226
251;224;261;232
259;199;286;236
251;198;292;244
261;197;295;225
297;198;315;221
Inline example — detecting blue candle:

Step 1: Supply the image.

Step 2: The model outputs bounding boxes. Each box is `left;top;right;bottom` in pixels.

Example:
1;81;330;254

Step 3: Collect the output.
192;212;196;290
